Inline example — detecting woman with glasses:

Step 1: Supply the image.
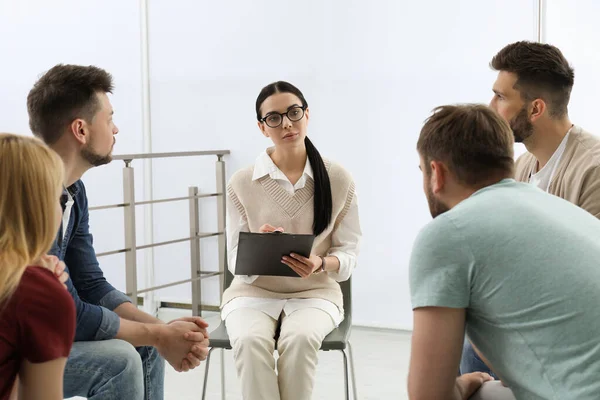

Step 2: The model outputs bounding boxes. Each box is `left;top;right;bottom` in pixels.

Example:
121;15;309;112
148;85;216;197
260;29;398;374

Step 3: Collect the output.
221;81;361;400
0;134;76;400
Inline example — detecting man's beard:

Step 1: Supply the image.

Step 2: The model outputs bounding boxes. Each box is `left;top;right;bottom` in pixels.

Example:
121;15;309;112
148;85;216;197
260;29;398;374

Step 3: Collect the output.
509;106;534;143
425;183;450;218
82;143;112;167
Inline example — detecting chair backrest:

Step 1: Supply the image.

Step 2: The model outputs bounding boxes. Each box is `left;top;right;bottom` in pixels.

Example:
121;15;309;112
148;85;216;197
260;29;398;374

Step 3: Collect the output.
224;269;234;291
223;269;352;322
340;278;352;323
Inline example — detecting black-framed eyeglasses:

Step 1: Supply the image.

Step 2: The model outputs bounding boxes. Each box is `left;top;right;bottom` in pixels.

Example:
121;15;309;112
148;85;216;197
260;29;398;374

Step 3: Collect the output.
259;106;306;128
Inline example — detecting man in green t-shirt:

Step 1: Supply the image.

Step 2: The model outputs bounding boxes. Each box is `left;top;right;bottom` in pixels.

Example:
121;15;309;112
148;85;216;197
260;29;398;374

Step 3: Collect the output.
407;104;600;400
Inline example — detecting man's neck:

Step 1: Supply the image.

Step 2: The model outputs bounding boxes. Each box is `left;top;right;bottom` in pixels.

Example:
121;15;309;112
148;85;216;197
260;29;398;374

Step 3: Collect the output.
525;118;573;171
50;144;90;187
445;177;508;209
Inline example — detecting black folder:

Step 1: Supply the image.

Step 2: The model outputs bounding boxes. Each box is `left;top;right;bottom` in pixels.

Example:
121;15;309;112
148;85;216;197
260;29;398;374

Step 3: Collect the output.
234;231;315;277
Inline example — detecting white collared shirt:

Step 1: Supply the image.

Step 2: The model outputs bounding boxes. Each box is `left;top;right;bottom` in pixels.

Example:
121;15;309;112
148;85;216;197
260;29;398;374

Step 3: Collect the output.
221;149;361;326
530;129;572;192
62;190;74;239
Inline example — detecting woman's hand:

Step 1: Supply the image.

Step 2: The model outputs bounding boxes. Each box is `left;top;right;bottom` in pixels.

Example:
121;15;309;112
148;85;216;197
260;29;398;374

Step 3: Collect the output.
258;224;284;233
282;253;323;278
33;255;69;290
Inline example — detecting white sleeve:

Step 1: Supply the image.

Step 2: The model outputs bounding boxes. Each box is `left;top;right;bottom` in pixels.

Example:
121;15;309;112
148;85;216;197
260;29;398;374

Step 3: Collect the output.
226;190;258;284
326;191;361;282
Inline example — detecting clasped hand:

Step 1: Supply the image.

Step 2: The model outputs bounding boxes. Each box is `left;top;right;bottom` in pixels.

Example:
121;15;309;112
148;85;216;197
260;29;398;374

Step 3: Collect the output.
158;317;210;372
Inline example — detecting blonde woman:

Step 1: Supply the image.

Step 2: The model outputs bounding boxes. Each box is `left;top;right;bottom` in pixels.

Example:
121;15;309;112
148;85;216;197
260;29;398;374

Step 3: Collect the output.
0;134;76;400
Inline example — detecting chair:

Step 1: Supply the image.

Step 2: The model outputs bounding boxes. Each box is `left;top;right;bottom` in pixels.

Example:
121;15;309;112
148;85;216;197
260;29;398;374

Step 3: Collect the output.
202;271;358;400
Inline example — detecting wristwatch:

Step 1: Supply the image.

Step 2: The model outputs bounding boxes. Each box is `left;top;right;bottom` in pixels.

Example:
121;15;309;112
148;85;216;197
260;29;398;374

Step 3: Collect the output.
318;256;326;273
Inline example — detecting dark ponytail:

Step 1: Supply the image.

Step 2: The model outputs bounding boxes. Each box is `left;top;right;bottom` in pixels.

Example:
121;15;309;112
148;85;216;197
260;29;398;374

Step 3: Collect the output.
256;81;333;236
305;136;332;236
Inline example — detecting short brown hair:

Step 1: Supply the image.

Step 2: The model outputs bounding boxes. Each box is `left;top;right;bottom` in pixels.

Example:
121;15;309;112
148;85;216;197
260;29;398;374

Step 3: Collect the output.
417;104;514;187
27;64;113;145
491;41;574;118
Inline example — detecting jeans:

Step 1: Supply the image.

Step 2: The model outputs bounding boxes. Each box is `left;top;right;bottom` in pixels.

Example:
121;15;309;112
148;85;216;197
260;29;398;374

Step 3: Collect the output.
460;339;498;379
64;339;165;400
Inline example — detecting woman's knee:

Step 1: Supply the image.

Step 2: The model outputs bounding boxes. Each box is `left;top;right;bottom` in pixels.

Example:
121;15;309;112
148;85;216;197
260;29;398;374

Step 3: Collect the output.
278;329;321;353
232;332;275;356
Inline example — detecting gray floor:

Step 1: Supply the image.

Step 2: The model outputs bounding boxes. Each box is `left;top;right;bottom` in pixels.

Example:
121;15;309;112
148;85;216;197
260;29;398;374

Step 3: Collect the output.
69;309;412;400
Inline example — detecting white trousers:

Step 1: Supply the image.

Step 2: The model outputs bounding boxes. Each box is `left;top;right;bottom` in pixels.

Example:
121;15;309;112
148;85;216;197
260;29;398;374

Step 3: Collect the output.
469;381;516;400
225;307;335;400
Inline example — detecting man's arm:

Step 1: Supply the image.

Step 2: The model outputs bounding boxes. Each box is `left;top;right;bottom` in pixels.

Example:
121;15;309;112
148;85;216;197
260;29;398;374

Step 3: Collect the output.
48;230;118;341
63;182;209;371
408;307;492;400
55;182;131;341
65;210;210;370
65;183;131;310
408;217;492;399
115;317;163;347
64;182;178;336
62;276;118;341
113;302;210;349
114;317;209;371
114;302;162;324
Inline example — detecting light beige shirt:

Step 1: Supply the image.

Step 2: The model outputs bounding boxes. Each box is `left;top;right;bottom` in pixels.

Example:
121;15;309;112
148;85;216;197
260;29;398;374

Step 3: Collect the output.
222;149;361;325
515;126;600;218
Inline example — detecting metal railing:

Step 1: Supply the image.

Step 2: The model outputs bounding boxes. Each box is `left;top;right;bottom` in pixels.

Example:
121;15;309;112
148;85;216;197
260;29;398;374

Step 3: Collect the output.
90;150;230;316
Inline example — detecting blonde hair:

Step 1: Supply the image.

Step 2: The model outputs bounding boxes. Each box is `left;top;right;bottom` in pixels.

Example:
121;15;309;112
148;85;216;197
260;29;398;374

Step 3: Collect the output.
0;133;64;306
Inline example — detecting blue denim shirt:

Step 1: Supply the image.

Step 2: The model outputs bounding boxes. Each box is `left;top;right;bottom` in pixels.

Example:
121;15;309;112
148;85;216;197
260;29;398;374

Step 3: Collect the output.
50;180;131;342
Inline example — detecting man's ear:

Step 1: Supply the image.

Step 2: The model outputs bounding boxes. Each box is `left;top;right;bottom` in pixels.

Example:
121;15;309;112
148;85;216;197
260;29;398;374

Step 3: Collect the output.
530;98;547;123
430;160;447;194
69;118;89;145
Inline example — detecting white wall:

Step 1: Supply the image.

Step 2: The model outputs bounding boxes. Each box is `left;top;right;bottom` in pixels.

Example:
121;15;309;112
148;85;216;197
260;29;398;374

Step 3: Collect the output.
4;0;597;330
146;0;537;329
544;0;600;136
0;0;150;293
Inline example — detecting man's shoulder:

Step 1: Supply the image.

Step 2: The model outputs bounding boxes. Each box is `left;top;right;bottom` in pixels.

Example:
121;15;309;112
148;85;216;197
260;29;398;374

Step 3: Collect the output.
515;151;536;166
68;179;86;195
413;214;458;250
559;128;600;190
514;152;536;182
68;180;88;205
570;127;600;168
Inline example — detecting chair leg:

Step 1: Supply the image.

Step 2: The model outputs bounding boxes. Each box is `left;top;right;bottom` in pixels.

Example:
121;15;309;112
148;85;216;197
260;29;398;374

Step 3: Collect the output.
340;349;350;400
202;347;216;400
220;349;226;400
348;342;358;400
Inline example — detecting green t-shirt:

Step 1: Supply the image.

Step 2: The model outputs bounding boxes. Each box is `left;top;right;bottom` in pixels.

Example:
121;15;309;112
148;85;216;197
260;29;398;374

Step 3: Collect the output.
410;179;600;399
